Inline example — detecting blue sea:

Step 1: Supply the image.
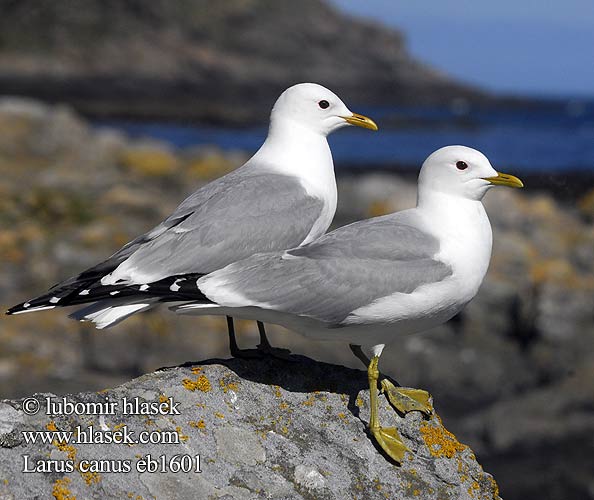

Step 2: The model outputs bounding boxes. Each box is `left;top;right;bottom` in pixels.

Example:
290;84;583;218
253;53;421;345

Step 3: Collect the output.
96;99;594;174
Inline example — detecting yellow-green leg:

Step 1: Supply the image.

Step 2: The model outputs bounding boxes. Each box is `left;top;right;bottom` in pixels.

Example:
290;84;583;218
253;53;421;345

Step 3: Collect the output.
350;344;432;416
368;355;409;463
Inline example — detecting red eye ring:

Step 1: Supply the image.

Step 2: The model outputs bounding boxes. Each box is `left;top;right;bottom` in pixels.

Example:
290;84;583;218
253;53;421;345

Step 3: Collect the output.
456;161;468;170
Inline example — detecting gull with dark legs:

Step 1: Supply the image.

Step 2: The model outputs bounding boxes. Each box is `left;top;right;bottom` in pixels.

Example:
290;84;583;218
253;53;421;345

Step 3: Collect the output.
7;83;378;360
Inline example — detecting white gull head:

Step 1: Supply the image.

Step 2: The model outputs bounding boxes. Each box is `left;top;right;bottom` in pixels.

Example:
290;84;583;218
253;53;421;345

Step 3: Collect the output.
269;83;377;137
418;145;524;202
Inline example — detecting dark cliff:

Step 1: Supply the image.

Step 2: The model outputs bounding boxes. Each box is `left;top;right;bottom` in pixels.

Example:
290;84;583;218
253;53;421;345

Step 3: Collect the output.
0;0;483;122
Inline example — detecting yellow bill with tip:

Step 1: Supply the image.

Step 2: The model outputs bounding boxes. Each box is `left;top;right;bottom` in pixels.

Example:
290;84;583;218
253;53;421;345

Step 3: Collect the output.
483;171;524;188
342;113;378;131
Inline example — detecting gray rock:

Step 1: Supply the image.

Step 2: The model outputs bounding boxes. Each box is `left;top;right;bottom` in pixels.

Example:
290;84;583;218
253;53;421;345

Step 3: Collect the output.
0;356;500;499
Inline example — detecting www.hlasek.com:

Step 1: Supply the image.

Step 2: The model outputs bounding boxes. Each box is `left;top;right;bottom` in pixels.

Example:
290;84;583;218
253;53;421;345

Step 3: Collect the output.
19;395;201;474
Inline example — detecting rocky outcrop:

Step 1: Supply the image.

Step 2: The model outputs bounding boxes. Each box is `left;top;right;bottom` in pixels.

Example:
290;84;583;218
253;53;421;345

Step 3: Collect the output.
0;0;483;122
0;356;500;499
1;98;593;500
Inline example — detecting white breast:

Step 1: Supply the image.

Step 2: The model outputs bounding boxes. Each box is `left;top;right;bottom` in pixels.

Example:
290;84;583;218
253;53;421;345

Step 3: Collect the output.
254;125;337;245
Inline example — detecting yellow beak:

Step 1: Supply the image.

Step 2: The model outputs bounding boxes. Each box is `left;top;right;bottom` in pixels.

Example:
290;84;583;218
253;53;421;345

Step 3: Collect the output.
342;112;378;131
483;171;524;188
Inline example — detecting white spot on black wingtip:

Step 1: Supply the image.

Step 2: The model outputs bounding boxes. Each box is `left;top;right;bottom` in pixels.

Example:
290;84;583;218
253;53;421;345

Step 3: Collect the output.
12;305;56;314
80;290;90;296
170;279;182;292
49;297;61;304
139;284;149;291
110;291;120;296
23;302;31;308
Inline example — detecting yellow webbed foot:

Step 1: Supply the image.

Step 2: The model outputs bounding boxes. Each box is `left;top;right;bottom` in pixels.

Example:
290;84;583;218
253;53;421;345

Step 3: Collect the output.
371;425;410;463
381;379;433;416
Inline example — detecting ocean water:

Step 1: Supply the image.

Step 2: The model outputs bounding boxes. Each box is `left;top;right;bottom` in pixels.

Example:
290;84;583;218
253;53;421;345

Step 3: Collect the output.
95;99;594;173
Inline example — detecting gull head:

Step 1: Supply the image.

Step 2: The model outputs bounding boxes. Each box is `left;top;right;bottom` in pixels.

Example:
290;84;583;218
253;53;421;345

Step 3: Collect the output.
270;83;378;136
418;145;524;201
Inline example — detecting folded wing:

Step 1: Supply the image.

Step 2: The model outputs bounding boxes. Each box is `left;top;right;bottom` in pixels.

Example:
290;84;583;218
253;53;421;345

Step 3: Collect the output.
196;212;453;325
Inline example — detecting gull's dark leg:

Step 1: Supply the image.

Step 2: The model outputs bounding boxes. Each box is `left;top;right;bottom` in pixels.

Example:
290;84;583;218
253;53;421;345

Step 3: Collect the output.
225;316;293;360
255;321;294;360
227;316;241;358
226;316;261;359
257;321;272;350
350;344;371;367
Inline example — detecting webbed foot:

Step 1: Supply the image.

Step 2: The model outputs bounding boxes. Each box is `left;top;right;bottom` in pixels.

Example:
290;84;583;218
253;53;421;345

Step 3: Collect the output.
370;425;410;463
380;379;433;416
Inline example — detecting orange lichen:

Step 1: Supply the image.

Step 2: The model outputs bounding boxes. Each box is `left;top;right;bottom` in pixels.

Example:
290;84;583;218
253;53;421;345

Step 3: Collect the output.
157;395;170;412
182;378;197;390
52;477;75;500
47;421;102;486
81;471;101;486
488;476;500;499
189;420;206;430
182;374;212;392
272;385;282;398
195;375;212;391
420;417;467;459
302;395;316;406
468;481;480;497
175;426;189;442
191;366;202;374
214;412;225;419
53;439;77;462
219;379;238;393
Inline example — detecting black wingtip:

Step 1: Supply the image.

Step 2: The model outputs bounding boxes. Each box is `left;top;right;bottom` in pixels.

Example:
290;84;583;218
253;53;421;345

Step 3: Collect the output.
6;301;29;315
6;304;22;315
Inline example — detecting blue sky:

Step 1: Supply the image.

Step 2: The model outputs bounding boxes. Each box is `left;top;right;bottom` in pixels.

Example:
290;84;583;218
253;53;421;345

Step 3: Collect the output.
331;0;594;97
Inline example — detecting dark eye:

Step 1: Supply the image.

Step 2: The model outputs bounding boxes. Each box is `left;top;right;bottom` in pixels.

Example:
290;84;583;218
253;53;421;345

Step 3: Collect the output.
318;100;330;109
456;161;468;170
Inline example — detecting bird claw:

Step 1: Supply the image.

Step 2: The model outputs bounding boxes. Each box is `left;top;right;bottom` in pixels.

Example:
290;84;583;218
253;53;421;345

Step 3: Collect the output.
229;346;266;360
230;343;295;362
256;343;296;362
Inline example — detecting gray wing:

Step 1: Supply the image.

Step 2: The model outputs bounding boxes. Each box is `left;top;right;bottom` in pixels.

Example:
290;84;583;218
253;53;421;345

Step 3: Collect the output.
104;168;325;282
201;211;452;325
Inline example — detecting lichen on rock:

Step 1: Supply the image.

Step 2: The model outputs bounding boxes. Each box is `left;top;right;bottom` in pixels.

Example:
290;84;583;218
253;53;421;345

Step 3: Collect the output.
0;356;500;499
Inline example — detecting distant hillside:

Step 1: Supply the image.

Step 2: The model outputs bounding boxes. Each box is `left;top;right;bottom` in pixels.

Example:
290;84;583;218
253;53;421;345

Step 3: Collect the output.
0;0;485;123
